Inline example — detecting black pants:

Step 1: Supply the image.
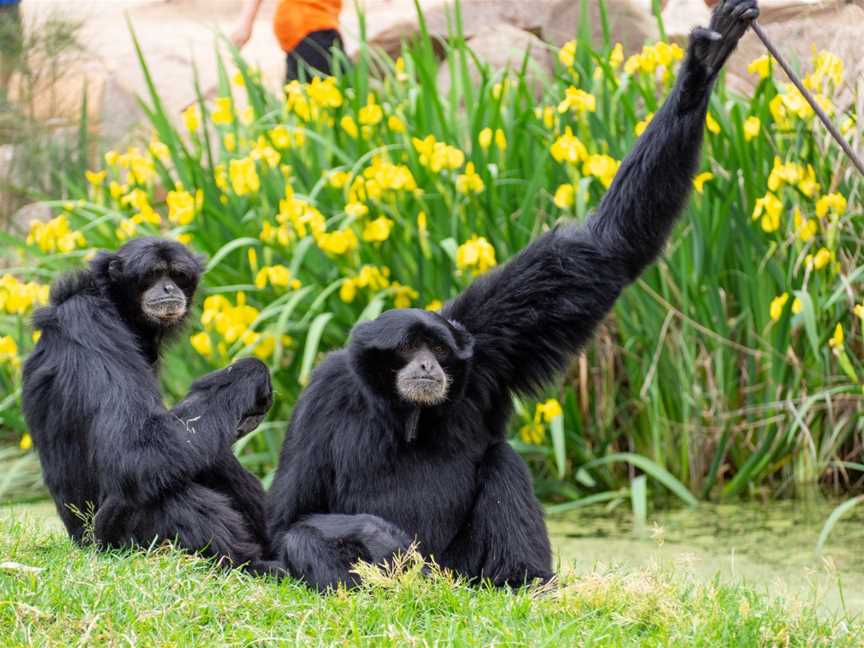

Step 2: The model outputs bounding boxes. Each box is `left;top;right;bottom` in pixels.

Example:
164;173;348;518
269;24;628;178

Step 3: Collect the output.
286;29;344;82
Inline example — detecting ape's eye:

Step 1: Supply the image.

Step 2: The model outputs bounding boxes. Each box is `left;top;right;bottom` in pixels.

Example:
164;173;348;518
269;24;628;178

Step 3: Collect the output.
431;343;448;356
171;273;192;287
142;271;162;288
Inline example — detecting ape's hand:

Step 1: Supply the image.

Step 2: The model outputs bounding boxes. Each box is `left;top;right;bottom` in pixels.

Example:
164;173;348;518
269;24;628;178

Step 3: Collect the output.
691;0;758;76
236;412;267;438
231;358;273;439
185;358;273;440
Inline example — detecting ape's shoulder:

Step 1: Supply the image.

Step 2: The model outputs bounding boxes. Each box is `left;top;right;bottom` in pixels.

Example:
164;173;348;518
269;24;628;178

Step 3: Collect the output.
32;270;103;331
288;350;367;434
50;269;100;306
29;273;140;372
307;350;357;391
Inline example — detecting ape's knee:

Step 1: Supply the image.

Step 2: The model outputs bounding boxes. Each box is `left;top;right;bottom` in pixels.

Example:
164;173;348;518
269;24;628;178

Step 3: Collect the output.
93;495;133;549
276;514;411;591
275;525;360;591
304;513;412;562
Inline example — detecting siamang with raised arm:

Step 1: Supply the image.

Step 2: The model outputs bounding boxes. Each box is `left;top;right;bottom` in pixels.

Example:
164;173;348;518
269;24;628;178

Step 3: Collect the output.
268;0;758;587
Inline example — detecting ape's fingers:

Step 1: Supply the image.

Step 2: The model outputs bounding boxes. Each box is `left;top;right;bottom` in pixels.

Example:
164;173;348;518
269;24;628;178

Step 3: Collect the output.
705;3;757;71
709;0;758;31
693;27;722;41
732;2;759;19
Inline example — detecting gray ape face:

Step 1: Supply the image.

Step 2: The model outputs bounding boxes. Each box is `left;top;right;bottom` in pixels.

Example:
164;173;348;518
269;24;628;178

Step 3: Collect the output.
395;343;450;406
140;275;188;324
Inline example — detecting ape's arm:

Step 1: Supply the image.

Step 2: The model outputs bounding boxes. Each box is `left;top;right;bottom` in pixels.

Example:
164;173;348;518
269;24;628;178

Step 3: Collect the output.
268;447;413;591
265;363;413;589
441;442;552;586
267;435;414;591
586;29;721;280
442;6;754;401
266;419;329;541
94;358;271;507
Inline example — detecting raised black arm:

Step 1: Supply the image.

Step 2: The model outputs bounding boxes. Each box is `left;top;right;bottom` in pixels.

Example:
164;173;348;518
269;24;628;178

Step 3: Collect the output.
442;1;757;401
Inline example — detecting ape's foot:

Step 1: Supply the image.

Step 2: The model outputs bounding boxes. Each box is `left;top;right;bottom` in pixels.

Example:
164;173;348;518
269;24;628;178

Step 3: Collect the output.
691;0;758;76
242;559;287;578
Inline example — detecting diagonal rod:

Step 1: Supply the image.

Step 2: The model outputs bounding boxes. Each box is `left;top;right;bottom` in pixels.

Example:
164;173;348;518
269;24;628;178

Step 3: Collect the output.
750;21;864;177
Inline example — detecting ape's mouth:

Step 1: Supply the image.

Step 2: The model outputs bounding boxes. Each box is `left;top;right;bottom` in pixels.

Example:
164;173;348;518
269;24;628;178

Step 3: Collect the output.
143;298;187;322
400;374;448;406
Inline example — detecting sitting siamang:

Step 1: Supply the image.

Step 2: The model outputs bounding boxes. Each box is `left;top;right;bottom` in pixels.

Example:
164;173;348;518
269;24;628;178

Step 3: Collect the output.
268;0;758;587
22;238;275;571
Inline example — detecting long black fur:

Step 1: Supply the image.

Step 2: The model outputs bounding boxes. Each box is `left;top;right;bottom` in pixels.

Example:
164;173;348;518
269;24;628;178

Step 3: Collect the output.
22;237;278;573
267;0;757;588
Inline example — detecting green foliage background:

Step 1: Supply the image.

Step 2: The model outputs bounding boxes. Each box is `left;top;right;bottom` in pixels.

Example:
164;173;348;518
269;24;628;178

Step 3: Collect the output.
1;3;862;509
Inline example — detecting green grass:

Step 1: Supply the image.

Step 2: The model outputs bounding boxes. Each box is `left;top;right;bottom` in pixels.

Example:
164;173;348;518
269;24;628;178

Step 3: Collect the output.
0;514;860;646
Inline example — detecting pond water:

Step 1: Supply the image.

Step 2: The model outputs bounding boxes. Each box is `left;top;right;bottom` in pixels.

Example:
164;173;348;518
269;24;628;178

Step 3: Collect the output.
549;500;864;616
5;499;864;615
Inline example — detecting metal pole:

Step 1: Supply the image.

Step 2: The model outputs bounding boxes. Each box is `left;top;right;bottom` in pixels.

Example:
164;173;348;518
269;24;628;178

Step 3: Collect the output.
750;21;864;178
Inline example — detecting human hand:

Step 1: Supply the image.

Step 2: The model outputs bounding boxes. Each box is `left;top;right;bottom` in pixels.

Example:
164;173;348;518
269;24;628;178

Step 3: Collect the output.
230;21;253;49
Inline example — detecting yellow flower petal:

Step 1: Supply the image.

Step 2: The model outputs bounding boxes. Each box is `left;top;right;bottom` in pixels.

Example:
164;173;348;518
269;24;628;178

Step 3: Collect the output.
769;293;789;321
693;172;713;194
828;323;844;349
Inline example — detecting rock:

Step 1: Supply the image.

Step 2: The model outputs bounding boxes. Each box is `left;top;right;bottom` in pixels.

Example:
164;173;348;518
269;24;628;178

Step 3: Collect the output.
661;0;711;42
367;18;448;60
8;202;52;238
9;60;145;150
660;0;842;43
0;126;83;223
365;0;559;60
422;0;553;36
756;0;842;22
436;23;554;97
0;144;17;220
542;0;660;53
721;2;864;97
99;75;147;149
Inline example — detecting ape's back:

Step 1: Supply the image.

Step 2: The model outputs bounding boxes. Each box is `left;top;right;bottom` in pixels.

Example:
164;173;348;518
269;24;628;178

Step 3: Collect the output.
22;274;152;542
24;292;98;541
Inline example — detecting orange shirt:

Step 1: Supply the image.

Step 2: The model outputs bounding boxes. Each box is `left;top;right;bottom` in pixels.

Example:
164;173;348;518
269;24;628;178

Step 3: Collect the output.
273;0;343;53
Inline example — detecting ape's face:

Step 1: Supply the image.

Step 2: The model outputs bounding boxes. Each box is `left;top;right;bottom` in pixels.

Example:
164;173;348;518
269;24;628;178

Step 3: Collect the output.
395;339;451;406
349;308;474;410
101;237;204;333
139;272;191;325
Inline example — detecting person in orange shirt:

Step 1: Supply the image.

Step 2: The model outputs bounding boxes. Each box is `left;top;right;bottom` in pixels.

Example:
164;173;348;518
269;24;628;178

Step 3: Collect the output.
231;0;344;82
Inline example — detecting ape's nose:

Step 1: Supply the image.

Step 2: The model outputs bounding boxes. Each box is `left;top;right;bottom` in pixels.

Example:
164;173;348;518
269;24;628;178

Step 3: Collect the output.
164;282;176;294
420;359;432;372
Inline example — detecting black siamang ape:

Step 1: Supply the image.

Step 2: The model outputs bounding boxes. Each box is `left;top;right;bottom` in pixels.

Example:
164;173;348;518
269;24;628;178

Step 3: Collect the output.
268;0;758;587
22;237;407;583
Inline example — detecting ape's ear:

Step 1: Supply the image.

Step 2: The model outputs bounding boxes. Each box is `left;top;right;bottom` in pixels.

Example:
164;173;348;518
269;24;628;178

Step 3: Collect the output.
194;253;208;273
107;256;124;283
